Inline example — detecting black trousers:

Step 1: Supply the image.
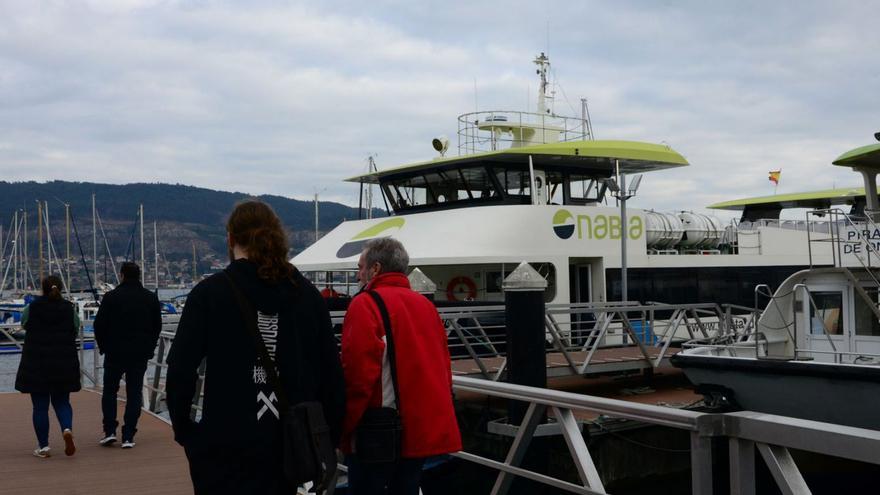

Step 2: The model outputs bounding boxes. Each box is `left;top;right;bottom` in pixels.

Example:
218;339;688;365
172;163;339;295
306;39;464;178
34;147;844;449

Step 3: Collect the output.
184;441;293;495
347;456;426;495
102;359;148;440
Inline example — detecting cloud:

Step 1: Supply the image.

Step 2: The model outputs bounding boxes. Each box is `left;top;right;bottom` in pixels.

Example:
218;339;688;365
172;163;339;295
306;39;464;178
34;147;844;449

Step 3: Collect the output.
0;0;878;218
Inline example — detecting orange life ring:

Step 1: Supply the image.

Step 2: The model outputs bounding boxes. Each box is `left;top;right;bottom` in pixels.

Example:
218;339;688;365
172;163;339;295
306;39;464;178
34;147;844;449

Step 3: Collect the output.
446;276;478;301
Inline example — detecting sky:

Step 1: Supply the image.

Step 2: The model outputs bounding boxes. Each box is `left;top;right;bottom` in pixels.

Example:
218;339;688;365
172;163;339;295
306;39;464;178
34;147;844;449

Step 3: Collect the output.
1;0;878;219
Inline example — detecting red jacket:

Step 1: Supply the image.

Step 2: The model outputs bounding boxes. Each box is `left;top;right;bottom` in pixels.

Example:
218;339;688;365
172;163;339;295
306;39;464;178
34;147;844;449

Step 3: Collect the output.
340;272;462;458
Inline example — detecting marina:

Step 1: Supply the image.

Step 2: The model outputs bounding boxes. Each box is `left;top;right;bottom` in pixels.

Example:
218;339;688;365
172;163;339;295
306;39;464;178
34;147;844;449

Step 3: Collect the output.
1;2;878;492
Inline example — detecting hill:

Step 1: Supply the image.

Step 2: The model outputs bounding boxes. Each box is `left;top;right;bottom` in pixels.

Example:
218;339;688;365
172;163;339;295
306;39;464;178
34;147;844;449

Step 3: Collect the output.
0;181;381;287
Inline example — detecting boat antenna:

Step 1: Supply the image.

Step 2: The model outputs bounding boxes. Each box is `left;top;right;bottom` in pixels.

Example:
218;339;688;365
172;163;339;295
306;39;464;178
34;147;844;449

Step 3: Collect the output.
533;52;552;115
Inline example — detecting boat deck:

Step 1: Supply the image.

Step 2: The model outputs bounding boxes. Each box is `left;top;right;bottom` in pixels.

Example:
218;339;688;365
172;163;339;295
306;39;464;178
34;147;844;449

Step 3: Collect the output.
0;390;192;495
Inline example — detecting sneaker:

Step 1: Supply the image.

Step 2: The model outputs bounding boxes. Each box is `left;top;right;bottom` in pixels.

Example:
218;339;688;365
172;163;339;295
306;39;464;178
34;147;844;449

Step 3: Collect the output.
62;429;76;456
121;440;135;449
33;446;51;458
99;434;117;447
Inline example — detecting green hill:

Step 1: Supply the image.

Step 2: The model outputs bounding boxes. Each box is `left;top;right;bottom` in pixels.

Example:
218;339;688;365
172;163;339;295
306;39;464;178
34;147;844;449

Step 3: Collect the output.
0;180;382;263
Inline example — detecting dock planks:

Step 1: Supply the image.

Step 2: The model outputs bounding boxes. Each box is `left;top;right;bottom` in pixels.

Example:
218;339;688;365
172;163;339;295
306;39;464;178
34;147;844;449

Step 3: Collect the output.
0;390;192;495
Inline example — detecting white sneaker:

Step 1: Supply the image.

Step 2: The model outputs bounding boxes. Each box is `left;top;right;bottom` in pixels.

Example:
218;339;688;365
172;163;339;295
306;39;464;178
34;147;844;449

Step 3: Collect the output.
121;440;135;449
33;446;51;458
99;434;117;446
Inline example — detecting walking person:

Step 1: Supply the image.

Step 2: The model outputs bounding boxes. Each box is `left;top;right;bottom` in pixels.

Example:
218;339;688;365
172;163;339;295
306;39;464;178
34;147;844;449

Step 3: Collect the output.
15;275;81;458
93;261;162;448
166;200;345;495
341;238;461;495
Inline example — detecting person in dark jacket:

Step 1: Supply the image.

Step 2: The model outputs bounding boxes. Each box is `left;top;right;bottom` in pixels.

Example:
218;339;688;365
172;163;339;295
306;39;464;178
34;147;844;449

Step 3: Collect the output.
93;261;162;448
166;200;345;495
15;275;81;458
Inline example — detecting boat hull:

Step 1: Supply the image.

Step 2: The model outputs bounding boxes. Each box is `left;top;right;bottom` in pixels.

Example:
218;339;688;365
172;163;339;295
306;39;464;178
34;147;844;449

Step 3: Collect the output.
671;353;880;430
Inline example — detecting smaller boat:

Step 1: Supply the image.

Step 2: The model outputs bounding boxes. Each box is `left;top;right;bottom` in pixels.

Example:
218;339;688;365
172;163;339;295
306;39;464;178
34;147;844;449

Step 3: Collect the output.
672;134;880;430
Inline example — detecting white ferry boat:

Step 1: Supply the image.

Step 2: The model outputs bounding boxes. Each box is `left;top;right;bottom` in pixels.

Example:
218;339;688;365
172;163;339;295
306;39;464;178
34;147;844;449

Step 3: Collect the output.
292;54;838;308
672;136;880;429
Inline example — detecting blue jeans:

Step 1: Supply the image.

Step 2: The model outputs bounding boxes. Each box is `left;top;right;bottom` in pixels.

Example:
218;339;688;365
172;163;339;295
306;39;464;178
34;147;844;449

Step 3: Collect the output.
102;360;147;440
31;392;73;448
347;456;425;495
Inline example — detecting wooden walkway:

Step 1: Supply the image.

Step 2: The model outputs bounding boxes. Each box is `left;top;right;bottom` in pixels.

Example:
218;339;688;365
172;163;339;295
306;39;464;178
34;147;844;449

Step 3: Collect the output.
451;346;678;378
0;390;192;495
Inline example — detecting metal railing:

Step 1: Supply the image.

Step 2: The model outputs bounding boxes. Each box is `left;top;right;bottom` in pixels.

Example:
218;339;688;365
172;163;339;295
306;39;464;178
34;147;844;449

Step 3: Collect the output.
134;306;880;495
452;375;880;495
457;110;593;155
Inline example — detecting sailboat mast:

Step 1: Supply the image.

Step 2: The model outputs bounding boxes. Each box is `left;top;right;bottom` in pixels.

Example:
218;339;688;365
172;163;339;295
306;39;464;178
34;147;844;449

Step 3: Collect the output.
37;201;43;281
140;204;145;273
92;194;97;285
153;221;158;290
13;210;18;292
66;203;70;294
191;241;197;283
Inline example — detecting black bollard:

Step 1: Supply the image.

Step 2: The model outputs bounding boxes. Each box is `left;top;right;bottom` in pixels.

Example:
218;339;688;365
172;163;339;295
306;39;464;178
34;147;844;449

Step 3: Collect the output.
407;267;436;302
502;262;547;424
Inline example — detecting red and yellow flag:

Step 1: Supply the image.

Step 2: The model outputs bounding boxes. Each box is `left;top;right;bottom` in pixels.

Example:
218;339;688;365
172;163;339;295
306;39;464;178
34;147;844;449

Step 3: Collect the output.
768;170;781;185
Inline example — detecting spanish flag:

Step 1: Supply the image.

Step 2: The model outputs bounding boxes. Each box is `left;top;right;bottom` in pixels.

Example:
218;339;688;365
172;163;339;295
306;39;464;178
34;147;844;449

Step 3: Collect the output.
768;170;781;185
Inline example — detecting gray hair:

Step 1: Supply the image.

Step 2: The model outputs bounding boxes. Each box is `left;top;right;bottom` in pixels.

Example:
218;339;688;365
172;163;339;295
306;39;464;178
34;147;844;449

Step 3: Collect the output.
363;237;409;274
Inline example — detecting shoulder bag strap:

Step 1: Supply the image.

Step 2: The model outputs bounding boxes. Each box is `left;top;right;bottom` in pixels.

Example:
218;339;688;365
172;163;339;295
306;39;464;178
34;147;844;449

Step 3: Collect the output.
222;271;290;409
366;290;401;412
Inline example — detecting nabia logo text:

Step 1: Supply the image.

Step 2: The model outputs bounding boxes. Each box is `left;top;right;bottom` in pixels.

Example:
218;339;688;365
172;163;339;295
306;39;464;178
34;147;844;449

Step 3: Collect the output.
552;209;643;240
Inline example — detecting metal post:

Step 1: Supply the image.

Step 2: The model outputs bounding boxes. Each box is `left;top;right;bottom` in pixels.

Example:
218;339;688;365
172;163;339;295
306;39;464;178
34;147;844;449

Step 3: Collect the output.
153;221;159;290
620;171;628;301
729;438;756;495
502;262;548;423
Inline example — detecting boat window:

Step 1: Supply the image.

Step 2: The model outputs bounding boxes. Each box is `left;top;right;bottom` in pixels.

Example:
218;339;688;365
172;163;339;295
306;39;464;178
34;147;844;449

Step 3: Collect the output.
568;175;604;204
380;166;502;213
809;291;843;335
494;169;532;198
854;288;880;336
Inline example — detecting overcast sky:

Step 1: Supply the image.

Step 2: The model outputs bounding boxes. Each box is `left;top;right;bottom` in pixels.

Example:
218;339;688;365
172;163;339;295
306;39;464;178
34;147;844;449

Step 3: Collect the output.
1;0;878;218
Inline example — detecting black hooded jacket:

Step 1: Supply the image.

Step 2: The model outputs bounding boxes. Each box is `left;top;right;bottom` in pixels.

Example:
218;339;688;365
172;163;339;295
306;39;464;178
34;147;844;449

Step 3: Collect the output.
15;298;82;394
93;279;162;364
166;259;345;456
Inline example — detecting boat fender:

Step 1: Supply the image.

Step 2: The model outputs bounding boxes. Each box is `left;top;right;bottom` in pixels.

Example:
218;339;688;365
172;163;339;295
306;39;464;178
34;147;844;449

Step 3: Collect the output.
446;276;478;302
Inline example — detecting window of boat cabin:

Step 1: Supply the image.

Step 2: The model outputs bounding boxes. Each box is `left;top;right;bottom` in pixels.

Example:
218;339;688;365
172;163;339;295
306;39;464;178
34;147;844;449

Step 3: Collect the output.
381;166;501;213
567;175;605;205
854;287;880;336
809;291;844;335
493;168;532;202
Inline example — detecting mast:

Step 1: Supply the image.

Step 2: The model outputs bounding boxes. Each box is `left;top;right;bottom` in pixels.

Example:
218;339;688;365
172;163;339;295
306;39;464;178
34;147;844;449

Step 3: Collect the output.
367;156;375;219
314;192;319;243
153;221;159;290
92;194;97;285
44;201;52;277
191;241;197;284
533;52;551;115
23;207;28;289
37;200;43;281
139;204;145;274
12;211;18;291
65;203;70;294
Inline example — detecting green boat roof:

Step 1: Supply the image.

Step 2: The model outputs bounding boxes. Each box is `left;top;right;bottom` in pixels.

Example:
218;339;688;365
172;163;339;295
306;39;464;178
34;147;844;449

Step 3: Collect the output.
708;187;865;211
832;143;880;169
346;140;689;184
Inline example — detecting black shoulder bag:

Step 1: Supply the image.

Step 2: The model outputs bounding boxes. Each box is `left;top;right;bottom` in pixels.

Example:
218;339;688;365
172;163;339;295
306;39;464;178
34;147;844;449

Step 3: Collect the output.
355;290;403;463
223;272;337;492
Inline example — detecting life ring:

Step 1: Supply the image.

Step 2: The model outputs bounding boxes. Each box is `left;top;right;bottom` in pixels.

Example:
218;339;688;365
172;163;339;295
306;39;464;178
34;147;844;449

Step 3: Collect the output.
446;276;478;301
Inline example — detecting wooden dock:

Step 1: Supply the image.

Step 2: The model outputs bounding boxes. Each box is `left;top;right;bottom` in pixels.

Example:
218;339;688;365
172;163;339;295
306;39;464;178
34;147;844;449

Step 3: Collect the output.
0;390;192;495
451;346;678;378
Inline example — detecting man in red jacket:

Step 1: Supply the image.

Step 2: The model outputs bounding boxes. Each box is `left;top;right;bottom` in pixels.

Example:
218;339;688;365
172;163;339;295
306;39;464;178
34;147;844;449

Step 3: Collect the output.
341;237;461;495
